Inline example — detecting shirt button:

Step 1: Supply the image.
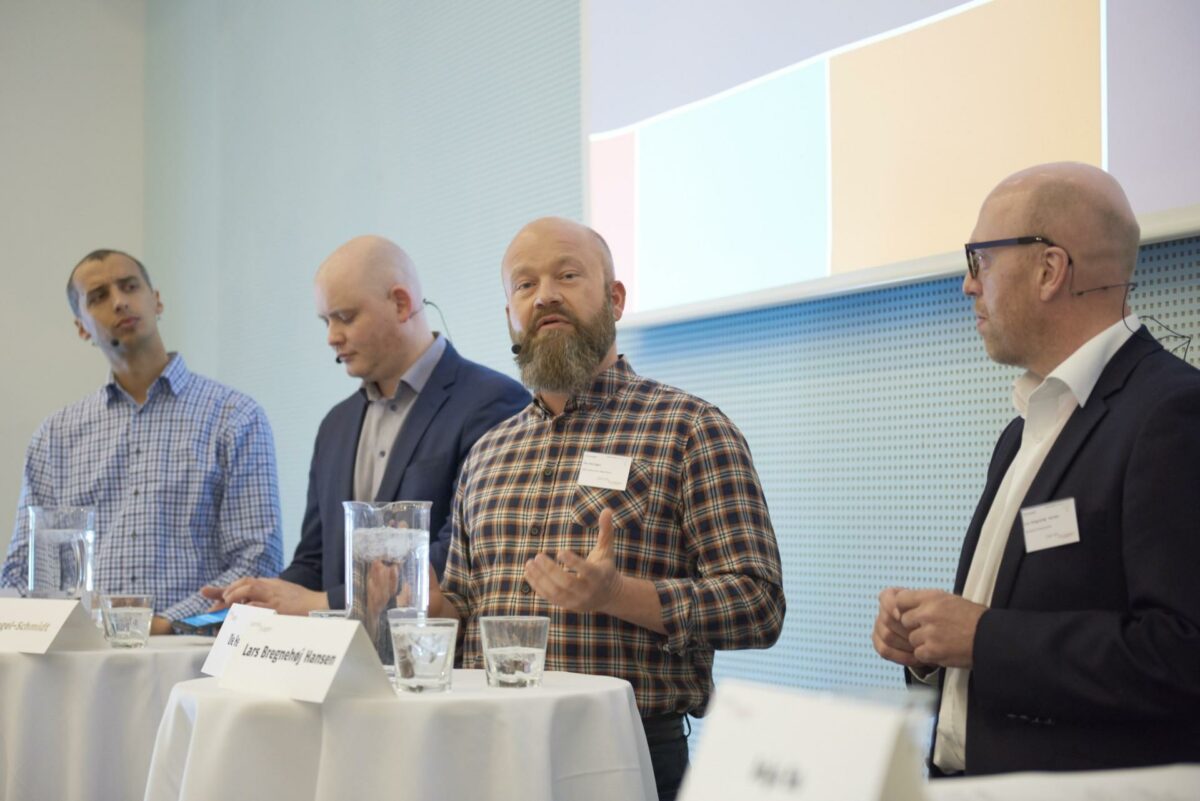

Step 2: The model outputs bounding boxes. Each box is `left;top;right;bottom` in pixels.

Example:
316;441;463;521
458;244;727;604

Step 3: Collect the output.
131;531;137;539
134;448;142;456
554;419;565;432
132;489;140;497
541;467;554;479
130;576;137;583
530;525;540;536
389;404;398;412
520;582;531;594
379;450;386;458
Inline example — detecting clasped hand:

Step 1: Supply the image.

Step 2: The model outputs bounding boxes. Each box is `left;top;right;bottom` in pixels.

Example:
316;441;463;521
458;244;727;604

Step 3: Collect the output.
872;587;987;669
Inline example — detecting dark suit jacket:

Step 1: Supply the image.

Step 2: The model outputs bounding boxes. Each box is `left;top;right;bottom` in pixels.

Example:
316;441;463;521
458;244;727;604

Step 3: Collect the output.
279;341;528;609
935;329;1200;774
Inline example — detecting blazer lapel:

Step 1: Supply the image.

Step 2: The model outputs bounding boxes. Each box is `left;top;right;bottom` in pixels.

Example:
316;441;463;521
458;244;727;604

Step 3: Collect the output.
373;345;458;503
953;422;1021;593
988;329;1160;609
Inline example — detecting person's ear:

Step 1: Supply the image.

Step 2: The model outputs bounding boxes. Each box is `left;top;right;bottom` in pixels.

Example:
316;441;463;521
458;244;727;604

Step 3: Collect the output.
610;280;627;321
1038;246;1072;301
389;286;413;321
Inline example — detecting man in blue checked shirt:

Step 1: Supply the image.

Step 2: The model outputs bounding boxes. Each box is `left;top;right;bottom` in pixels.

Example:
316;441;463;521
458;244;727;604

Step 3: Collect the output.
0;250;284;634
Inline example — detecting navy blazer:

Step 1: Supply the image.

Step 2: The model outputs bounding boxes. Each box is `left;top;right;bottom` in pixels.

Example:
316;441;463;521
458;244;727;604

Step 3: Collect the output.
934;329;1200;774
279;341;528;609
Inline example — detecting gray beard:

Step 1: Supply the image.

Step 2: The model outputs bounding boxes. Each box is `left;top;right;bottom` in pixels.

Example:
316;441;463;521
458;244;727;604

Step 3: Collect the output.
515;303;615;395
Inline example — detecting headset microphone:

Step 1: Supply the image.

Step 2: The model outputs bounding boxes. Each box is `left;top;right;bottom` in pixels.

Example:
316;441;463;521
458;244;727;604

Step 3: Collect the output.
510;343;521;355
335;355;343;364
110;338;120;348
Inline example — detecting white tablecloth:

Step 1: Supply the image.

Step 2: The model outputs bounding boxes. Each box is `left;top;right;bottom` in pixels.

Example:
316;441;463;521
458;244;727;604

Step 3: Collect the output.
144;669;657;801
0;636;214;801
926;763;1200;800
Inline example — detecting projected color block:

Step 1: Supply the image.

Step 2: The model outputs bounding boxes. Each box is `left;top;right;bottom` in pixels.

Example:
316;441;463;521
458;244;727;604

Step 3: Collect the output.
589;131;639;307
633;61;829;311
829;0;1101;273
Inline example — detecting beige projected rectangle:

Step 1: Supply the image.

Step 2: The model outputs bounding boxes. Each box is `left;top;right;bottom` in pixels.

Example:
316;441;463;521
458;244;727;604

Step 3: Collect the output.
830;0;1101;273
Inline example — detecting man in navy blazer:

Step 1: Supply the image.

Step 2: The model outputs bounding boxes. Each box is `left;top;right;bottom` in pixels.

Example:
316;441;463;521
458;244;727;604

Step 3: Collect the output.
873;163;1200;774
206;236;528;613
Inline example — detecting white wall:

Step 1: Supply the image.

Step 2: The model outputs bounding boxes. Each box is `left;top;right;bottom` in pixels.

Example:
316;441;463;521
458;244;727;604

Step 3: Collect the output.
0;0;146;559
144;0;582;555
1;0;579;565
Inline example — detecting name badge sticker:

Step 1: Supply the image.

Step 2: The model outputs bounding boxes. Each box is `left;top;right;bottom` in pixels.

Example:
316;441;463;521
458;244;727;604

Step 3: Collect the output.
1020;497;1081;553
576;451;632;491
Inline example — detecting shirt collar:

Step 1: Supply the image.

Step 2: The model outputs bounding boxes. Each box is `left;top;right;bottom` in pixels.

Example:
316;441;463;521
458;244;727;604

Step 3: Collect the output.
1012;314;1139;416
532;356;637;418
105;352;191;405
363;333;447;402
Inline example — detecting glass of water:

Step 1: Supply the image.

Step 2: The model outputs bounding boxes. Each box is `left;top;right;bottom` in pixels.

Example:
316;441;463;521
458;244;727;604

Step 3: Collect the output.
479;615;549;688
389;614;457;693
100;594;154;648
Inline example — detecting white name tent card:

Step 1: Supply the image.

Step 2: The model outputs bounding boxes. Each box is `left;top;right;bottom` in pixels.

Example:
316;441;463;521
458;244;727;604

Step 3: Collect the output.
0;598;105;653
679;679;927;801
201;603;277;677
218;613;392;703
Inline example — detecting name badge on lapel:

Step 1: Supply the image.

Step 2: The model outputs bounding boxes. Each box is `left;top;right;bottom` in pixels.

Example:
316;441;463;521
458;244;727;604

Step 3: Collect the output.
1020;498;1080;553
576;451;632;491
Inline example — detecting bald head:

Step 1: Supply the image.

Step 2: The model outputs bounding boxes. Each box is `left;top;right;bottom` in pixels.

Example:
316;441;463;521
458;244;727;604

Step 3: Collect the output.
986;162;1140;281
314;235;433;393
316;234;423;298
502;217;615;290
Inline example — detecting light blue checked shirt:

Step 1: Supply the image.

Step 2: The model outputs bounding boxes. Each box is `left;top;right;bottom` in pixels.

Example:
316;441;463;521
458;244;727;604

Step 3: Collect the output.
1;354;284;619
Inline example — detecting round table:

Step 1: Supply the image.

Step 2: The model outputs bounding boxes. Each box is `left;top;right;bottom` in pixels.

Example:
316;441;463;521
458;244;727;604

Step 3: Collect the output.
144;669;657;801
0;635;214;801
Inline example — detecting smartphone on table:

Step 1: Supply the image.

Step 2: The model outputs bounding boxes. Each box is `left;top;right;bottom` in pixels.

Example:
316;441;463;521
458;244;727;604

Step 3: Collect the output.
169;608;229;636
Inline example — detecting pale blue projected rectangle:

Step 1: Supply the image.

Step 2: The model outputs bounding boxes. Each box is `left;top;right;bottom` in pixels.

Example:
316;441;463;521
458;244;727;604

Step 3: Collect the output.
635;61;828;313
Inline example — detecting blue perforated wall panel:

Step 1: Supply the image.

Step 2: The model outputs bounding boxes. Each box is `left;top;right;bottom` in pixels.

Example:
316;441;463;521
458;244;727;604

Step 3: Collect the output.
622;236;1200;699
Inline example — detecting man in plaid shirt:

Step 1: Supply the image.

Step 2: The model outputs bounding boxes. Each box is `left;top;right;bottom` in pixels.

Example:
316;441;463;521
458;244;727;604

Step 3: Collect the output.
431;217;785;800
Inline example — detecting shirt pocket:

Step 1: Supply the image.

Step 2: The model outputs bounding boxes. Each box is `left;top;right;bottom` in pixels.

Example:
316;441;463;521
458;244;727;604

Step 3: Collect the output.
571;460;652;573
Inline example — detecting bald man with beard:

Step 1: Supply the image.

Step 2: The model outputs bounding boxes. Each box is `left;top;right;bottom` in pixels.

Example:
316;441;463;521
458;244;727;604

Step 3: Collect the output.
873;163;1200;775
205;236;528;614
429;217;785;801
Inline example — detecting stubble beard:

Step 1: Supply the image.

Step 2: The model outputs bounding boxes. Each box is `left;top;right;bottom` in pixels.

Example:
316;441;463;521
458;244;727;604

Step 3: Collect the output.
514;296;616;395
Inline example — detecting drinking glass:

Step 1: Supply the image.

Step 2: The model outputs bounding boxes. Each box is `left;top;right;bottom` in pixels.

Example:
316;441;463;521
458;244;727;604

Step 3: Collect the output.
101;594;154;648
479;616;549;688
389;614;457;693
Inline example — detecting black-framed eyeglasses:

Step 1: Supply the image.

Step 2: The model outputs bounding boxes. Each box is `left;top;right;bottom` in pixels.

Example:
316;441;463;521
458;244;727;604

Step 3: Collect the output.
964;235;1064;279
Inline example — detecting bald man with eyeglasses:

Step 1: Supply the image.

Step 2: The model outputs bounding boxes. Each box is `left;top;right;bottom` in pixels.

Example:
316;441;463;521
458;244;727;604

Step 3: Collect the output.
873;162;1200;776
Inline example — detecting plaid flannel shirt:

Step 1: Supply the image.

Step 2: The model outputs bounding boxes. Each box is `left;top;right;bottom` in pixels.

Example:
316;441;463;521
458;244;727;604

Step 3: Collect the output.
2;354;284;619
442;358;785;716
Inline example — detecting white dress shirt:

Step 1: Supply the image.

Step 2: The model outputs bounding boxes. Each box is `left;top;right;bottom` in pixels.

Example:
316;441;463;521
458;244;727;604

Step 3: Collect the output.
933;315;1139;772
